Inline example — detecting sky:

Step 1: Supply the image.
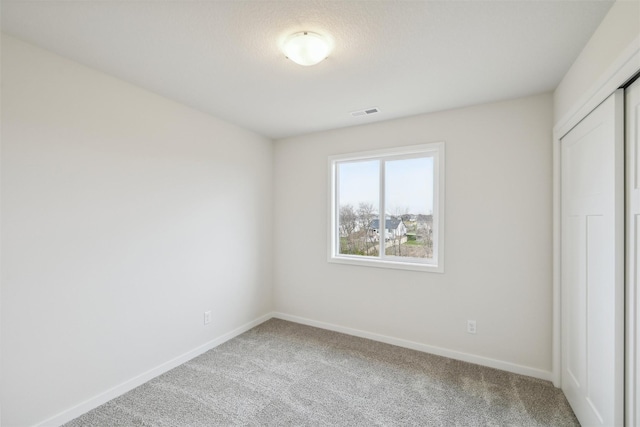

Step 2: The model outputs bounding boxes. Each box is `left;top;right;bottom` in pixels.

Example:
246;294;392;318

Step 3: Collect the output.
337;156;434;215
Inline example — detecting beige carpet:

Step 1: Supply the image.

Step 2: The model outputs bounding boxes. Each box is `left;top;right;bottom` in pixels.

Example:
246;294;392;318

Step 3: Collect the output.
65;319;579;426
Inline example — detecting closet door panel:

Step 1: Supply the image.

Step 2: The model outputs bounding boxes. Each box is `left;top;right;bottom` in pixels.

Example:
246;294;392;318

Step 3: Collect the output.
561;89;624;427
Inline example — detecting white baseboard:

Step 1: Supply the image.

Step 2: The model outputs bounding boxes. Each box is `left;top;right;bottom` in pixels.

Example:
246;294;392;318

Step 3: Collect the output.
38;310;553;426
272;312;553;382
36;313;272;427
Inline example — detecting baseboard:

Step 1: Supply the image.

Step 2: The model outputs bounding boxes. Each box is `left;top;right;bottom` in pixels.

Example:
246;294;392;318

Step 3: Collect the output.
37;310;553;426
272;312;553;382
36;313;273;427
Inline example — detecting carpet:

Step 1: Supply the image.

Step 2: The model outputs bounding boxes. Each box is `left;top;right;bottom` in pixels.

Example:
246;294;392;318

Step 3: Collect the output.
64;319;579;426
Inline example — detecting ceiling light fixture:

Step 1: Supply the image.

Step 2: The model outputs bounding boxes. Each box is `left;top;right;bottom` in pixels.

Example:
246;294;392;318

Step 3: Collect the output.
282;31;331;66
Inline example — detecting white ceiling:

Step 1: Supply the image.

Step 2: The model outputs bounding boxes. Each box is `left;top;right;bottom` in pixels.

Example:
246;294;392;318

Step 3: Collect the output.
1;0;614;139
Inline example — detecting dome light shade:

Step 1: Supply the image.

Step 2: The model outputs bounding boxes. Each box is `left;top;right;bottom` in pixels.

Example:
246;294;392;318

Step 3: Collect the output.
282;32;331;66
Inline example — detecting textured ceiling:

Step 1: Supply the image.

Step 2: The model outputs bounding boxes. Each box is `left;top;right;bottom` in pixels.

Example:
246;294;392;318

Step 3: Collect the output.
1;0;614;139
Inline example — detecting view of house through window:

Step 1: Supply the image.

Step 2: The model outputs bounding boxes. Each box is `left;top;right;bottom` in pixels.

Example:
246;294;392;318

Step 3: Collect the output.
330;143;444;272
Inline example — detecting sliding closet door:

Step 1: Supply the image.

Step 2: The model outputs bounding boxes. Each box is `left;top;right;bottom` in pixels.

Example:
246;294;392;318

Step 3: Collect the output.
561;89;624;427
627;78;640;427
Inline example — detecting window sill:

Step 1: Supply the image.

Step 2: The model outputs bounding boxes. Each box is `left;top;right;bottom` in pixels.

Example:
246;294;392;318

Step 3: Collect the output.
328;255;444;273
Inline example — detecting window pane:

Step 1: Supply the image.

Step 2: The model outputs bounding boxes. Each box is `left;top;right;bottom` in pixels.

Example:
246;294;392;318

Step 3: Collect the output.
384;156;434;259
337;160;380;256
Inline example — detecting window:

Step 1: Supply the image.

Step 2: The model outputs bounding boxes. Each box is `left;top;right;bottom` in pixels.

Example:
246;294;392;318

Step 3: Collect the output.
328;142;444;272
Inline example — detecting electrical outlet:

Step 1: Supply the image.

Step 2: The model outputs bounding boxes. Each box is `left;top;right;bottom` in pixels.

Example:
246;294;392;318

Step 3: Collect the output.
467;320;476;334
204;310;212;325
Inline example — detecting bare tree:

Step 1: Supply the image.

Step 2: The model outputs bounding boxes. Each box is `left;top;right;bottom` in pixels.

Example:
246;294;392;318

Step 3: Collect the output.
389;206;409;256
339;204;358;253
357;202;377;255
416;210;434;258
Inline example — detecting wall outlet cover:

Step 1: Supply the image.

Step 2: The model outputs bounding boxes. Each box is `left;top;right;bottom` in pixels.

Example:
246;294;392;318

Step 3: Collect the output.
467;320;476;334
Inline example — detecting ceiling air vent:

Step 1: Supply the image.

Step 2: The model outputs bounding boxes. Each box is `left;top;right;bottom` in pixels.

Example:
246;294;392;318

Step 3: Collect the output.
350;107;380;117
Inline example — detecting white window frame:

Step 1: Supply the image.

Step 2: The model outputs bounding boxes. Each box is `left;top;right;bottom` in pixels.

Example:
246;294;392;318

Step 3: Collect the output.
328;142;445;273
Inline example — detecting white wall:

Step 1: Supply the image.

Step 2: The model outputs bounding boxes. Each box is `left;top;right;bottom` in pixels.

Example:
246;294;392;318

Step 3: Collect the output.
554;0;640;124
1;35;273;427
273;93;554;375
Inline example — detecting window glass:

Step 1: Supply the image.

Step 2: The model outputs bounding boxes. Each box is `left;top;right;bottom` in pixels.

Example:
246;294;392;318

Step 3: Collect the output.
337;160;379;256
384;157;434;260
